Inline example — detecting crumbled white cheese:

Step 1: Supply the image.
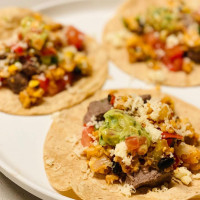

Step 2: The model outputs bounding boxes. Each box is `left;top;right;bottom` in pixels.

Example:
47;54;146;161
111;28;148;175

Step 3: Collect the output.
166;34;179;49
118;184;136;197
192;173;200;179
45;158;55;166
114;142;132;166
15;61;22;70
105;30;131;48
174;167;192;185
149;99;162;120
144;122;162;142
148;70;166;83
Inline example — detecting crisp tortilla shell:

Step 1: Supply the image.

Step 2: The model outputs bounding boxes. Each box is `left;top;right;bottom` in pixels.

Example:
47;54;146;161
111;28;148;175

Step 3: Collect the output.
103;0;200;86
0;8;108;115
43;89;200;200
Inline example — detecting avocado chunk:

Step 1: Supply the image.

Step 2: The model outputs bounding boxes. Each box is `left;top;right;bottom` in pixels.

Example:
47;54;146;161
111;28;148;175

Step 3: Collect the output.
99;109;151;146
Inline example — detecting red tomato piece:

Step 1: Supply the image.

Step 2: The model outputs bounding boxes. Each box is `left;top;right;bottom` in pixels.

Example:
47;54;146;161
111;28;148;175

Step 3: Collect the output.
11;44;24;56
143;32;165;49
125;136;140;151
164;57;183;71
165;45;184;61
81;126;95;147
66;26;84;50
161;132;183;140
41;47;57;56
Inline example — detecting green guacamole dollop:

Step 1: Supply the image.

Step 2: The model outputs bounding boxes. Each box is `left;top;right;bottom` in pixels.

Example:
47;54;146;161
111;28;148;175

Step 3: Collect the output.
99;109;151;146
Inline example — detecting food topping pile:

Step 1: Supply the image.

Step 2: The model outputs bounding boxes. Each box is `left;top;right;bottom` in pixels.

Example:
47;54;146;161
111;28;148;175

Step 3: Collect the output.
0;14;91;108
81;93;200;195
123;1;200;73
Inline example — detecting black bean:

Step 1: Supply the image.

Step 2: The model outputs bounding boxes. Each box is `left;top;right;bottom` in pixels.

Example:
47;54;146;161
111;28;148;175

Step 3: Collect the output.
112;162;122;175
74;67;81;74
158;157;174;171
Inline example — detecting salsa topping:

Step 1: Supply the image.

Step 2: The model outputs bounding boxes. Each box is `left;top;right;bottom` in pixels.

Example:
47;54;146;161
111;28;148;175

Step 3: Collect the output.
0;15;91;108
81;93;200;195
123;1;200;74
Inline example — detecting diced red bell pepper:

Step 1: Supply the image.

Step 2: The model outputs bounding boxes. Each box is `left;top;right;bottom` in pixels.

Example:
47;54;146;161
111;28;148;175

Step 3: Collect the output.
66;26;84;50
161;132;183;140
81;125;95;147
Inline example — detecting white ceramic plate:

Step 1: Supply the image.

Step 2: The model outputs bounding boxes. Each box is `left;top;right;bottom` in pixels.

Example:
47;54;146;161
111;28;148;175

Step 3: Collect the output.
0;0;200;200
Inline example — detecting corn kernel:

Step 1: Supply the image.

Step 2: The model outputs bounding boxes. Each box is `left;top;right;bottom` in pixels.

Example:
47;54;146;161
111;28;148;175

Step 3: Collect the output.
28;80;40;88
8;64;18;75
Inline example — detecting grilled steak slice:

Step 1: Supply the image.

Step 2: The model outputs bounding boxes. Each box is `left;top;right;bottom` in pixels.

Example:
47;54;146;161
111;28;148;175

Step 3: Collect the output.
7;72;28;94
140;94;151;103
125;168;172;189
187;47;200;63
83;98;112;124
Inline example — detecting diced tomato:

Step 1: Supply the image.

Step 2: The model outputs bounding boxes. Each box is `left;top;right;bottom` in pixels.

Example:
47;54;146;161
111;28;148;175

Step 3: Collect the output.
165;45;184;61
161;132;183;140
125;136;140;151
163;57;183;71
66;26;84;50
11;44;25;56
41;47;57;56
143;32;165;49
38;76;49;93
163;45;184;71
81;126;95;147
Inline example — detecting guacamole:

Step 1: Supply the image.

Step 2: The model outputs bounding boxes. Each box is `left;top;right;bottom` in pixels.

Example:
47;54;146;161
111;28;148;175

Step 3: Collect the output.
99;109;151;146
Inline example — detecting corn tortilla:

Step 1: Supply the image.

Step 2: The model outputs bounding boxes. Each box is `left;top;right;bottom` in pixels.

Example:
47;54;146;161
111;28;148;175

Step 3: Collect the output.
103;0;200;86
44;89;200;199
0;8;108;115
